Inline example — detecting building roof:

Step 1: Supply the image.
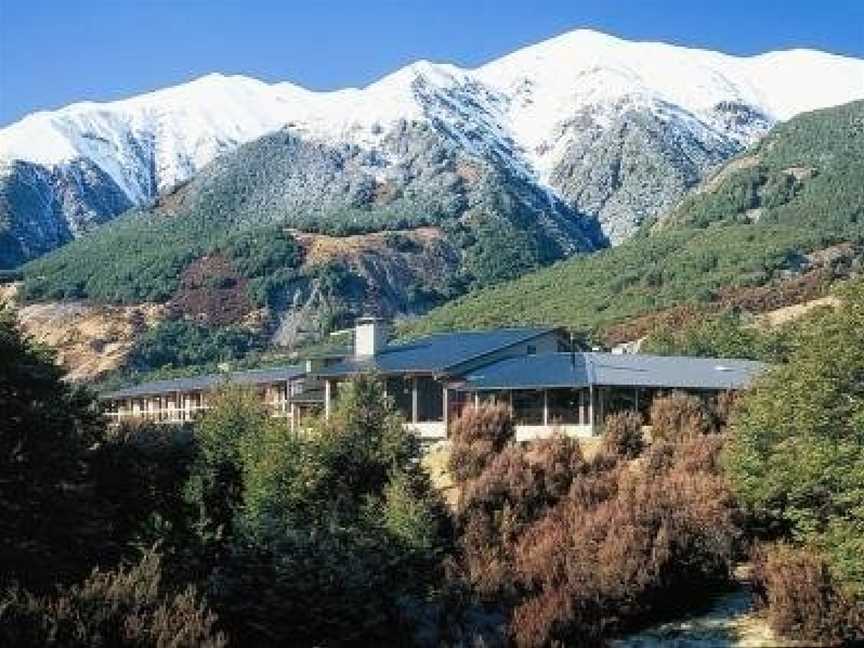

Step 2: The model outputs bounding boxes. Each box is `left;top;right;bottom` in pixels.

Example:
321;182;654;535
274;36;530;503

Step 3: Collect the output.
314;327;560;377
101;365;305;400
456;352;767;391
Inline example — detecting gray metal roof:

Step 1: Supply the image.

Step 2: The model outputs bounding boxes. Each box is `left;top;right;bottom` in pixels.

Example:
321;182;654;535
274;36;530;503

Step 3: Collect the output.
456;353;590;390
456;352;767;391
101;365;305;400
315;327;559;377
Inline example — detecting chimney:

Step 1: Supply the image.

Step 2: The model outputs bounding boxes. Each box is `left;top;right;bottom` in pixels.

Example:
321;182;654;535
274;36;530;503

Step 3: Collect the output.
354;317;389;357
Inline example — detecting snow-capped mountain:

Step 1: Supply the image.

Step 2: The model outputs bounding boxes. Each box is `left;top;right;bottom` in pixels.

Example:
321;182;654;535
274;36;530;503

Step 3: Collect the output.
2;29;863;267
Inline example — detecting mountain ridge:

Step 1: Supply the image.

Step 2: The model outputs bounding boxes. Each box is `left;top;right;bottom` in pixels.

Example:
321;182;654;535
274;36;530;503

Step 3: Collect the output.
2;28;862;267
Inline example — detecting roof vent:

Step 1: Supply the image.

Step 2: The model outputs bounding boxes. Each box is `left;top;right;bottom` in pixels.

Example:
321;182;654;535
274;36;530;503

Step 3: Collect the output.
354;317;389;358
714;365;733;372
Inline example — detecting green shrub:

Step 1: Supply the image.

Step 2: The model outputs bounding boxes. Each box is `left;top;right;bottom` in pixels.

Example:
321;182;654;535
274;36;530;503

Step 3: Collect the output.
130;320;264;371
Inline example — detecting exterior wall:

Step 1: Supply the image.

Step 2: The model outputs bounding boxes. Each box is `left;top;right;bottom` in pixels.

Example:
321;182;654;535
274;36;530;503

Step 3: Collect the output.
514;424;595;442
405;421;447;440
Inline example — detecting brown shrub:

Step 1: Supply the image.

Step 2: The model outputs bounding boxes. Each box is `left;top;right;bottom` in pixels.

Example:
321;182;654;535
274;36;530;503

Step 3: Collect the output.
602;411;645;459
448;403;514;483
650;391;716;443
527;433;585;500
710;390;739;431
0;549;226;647
454;435;586;601
752;544;864;644
508;437;738;647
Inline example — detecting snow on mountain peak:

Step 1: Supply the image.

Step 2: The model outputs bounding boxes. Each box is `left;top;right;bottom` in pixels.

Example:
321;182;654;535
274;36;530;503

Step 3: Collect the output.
1;28;862;199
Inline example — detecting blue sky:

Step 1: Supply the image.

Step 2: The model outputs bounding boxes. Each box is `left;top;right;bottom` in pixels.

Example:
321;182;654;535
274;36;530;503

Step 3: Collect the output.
1;0;862;126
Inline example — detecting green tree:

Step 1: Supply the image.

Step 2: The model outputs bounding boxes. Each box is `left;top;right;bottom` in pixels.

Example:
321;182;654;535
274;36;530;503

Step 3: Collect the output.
186;376;449;646
725;281;864;593
0;312;109;588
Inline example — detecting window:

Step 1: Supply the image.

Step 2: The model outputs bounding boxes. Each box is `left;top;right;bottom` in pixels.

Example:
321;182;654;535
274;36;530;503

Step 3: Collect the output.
547;388;581;425
478;391;503;406
512;390;544;425
527;344;537;355
386;376;414;420
604;387;640;419
416;376;443;422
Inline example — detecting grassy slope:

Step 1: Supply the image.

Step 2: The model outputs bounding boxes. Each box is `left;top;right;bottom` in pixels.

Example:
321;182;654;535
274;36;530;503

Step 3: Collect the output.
405;101;864;338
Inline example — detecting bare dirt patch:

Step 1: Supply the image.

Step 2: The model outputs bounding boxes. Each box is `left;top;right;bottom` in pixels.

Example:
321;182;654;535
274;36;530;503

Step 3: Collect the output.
291;226;447;268
16;301;167;382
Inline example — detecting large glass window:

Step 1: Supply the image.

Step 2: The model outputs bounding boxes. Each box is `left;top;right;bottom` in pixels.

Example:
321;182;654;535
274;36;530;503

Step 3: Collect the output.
547;388;581;425
604;387;641;420
386;376;414;420
416;376;443;422
478;391;504;406
512;390;544;425
448;390;471;421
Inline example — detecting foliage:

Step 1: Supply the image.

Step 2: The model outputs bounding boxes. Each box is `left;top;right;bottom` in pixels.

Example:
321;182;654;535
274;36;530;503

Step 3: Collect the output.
751;544;864;644
0;312;109;589
20;214;304;307
450;427;585;602
187;377;450;646
185;387;272;559
447;403;515;482
642;310;794;362
650;391;718;443
0;550;226;648
602;410;645;459
445;403;738;645
725;280;864;594
129;319;265;371
509;437;738;646
90;423;198;571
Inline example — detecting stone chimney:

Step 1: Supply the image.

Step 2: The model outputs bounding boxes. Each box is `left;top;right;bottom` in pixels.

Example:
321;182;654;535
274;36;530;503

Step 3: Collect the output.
354;317;389;357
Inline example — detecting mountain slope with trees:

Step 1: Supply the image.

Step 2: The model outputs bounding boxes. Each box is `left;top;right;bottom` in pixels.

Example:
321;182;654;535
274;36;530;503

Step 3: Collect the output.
406;100;864;341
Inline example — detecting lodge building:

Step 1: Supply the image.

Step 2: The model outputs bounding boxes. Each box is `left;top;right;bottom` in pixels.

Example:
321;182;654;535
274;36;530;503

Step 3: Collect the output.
101;318;766;439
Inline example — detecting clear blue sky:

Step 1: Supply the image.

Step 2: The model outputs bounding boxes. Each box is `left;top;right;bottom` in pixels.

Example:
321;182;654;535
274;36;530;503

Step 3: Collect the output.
1;0;862;126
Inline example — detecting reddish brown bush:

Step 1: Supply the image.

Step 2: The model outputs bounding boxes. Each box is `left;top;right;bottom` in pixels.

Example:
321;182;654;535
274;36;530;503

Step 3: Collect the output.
710;390;739;430
0;549;226;647
602;411;645;459
527;433;585;499
508;438;738;647
752;544;864;644
448;404;514;483
650;391;716;443
453;434;585;601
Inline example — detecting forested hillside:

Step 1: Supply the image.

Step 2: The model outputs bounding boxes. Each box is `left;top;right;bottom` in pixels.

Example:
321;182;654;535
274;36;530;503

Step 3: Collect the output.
14;121;605;365
407;101;864;340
